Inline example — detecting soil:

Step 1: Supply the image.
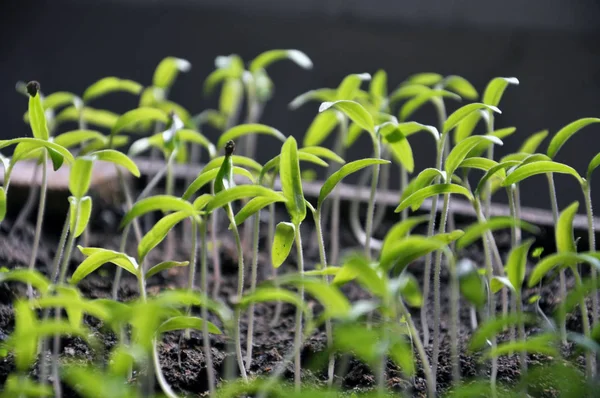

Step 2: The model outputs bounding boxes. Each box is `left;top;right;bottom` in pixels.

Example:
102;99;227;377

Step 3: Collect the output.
0;200;594;397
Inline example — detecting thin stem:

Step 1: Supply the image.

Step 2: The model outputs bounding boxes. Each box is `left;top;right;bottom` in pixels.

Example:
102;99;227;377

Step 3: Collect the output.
245;213;261;369
10;164;39;235
200;220;216;395
226;204;247;381
329;118;347;266
547;173;567;343
165;156;175;259
447;256;460;384
210;211;222;298
294;229;305;391
400;165;408;221
584;182;598;327
398;299;435;398
484;113;495;219
516;292;527;379
508;187;519;349
364;138;382;260
574;269;594;378
431;193;450;380
28;151;48;299
153;339;179;398
371;148;390;234
268;198;283;326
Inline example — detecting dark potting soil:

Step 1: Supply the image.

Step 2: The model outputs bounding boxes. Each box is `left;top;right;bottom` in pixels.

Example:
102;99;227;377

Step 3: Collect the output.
0;202;594;397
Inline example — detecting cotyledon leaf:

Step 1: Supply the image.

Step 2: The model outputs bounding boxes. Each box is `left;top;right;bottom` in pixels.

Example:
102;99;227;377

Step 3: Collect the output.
399;89;461;122
501;161;583;187
474;160;521;196
482;77;519;108
395;184;473;213
111;107;168;137
457;217;539;250
442;75;478;100
445;135;503;177
249;49;313;73
138;211;191;260
72;247;139;284
83;77;143;103
319;100;375;135
272;222;296;268
380;216;430;257
379;236;448;273
69;156;94;198
217;124;286;150
556;201;578;254
153;57;191;89
303;110;340;147
120;195;196;228
547;118;600;159
443;103;501;135
26;82;50;141
233;195;286;226
506;239;535;293
528;252;600;287
69;196;93;238
92;149;140;177
205;185;286;213
182;166;255;201
157;315;221;335
279;136;306;226
519;130;549;154
0;137;74;164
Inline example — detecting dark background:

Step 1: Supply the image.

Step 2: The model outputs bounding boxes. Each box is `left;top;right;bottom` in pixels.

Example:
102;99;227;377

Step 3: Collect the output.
2;0;600;211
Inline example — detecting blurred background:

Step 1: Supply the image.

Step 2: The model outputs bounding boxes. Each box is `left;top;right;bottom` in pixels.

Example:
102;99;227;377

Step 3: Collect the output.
2;0;600;211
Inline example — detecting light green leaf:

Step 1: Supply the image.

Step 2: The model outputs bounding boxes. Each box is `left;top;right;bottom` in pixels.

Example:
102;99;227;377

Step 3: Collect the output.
487;334;558;358
380;123;414;172
72;247;139;283
300;146;345;164
259;151;328;182
506;239;534;293
399;89;461;122
239;288;305;313
406;73;443;86
587;153;600;180
304;267;342;277
457;157;499;173
146;261;189;279
120;195;195;228
206;185;285;213
556;201;578;254
443;75;478;100
491;276;515;293
435;230;465;244
12;300;38;371
469;313;535;351
183;166;255;200
272;222;296;268
474;160;521;196
249;49;313;72
501;160;583;187
176;129;216;158
234;195;286;226
83;77;142;103
395;184;473;213
528;252;600;287
42;91;78;111
457;258;486;307
55;106;119;129
283;277;351;318
443;103;501;134
370;69;388;106
379;236;447;273
69;196;92;238
138;211;190;260
303;111;340;147
2;374;54;397
343;254;386;298
153;57;191;89
157;315;221;335
453;110;482;144
69;157;94;198
483;77;519;107
380;216;430;257
547;118;600;159
445;135;503;177
219;78;243;116
280;136;306;225
400;168;447;204
218;124;285;150
318;158;390;209
111;107;168;137
394;273;423;308
27;85;49;140
289;88;338;110
0;138;74;164
519;130;549;154
388;84;431;105
53;130;106;149
92;149;140;177
465;128;516;158
398;121;440;141
204;155;262;174
0;269;50;295
457;217;539;249
155;100;194;128
319;100;375;135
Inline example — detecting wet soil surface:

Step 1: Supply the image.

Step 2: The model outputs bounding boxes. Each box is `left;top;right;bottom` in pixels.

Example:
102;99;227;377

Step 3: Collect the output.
0;203;593;397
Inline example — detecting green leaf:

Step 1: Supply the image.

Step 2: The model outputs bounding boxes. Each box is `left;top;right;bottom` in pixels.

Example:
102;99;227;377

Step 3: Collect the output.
587;153;600;180
217;123;286;151
519;130;549;154
259;151;327;182
501;160;583;187
318;158;390;209
111;107;168;137
303;267;341;277
506;239;534;293
83;77;142;103
483;77;519;107
400;168;447;205
249;49;312;72
138;211;190;260
528;252;600;287
456;258;486;307
469;312;535;351
370;69;388;106
280;136;306;225
283;277;351;319
72;247;139;284
398;121;440;141
443;75;478;100
319;100;375;135
300;146;345;164
272;222;296;268
380;123;414;172
219;78;243;116
206;185;286;213
120;195;195;228
487;334;558;358
289;88;338;110
157;315;221;335
378;236;447;273
0;137;74;164
406;73;443;86
55;106;119;129
234;195;286;226
238;287;305;313
445;135;503;177
343;254;387;298
146;261;189;279
547;118;600;159
394;273;423;307
491;276;515;293
457;157;499;173
556;201;579;254
27;87;50;140
153;57;191;89
465;128;516;158
176;129;216;158
2;375;54;397
336;73;371;100
0;187;6;222
395;184;473;213
183;166;255;201
435;230;465;244
69;156;94;197
453;110;482;144
399;89;461;122
53;129;106;149
12;300;38;371
456;216;539;249
344;122;365;148
303;111;340;147
42;91;78;111
204;155;262;174
0;269;50;295
388;84;431;105
69;196;92;238
91;149;140;177
380;216;430;257
474;160;521;196
443;103;501;134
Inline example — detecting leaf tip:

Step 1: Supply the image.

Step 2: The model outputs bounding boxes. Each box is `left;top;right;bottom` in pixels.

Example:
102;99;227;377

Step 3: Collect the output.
319;102;334;113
